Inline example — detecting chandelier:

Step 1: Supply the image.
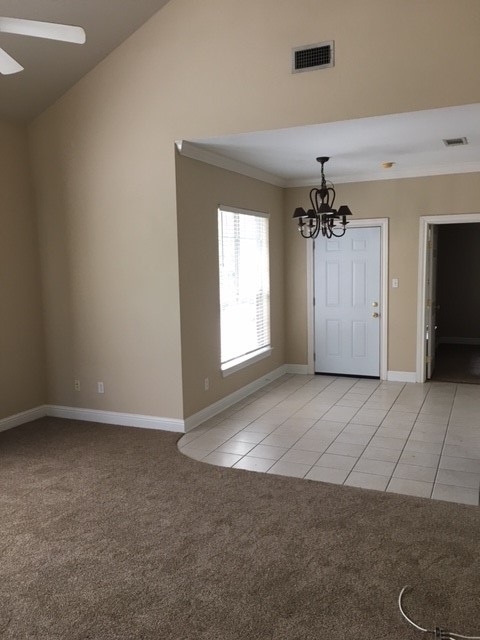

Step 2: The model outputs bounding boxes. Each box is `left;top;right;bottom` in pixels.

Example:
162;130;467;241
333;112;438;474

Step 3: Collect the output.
293;156;353;239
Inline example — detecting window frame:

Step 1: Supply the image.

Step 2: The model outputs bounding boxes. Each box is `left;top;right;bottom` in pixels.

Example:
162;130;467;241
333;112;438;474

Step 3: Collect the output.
217;205;272;376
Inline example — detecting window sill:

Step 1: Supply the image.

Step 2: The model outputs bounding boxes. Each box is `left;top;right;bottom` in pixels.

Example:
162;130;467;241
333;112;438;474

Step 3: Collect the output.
221;347;272;377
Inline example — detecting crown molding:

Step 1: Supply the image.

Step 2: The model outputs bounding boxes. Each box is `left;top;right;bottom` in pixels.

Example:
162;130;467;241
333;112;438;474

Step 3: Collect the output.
176;140;287;187
177;140;480;189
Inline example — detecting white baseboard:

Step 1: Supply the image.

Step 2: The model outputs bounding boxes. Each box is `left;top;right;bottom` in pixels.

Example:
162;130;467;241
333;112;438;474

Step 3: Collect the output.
387;371;417;383
184;365;288;432
0;406;48;433
47;405;185;432
1;365;296;436
438;337;480;346
286;364;309;374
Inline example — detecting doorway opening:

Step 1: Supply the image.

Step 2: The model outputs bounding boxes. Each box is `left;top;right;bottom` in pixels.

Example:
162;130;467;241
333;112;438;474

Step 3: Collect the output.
417;214;480;383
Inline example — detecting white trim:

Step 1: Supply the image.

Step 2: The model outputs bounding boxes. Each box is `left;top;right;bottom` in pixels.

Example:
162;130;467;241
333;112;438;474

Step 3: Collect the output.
286;364;309;374
387;371;417;383
177;140;480;190
221;347;272;377
219;204;269;219
0;406;48;433
0;367;298;437
416;213;480;383
176;140;286;188
1;367;289;437
306;238;315;374
184;365;288;432
308;218;389;380
438;337;480;345
47;406;185;432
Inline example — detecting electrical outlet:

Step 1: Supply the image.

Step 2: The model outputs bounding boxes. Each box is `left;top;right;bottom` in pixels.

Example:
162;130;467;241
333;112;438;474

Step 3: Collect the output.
74;379;81;392
204;377;209;391
97;381;105;394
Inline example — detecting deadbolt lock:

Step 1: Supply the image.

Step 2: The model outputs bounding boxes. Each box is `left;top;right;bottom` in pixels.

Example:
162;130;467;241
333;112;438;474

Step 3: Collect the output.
372;301;378;307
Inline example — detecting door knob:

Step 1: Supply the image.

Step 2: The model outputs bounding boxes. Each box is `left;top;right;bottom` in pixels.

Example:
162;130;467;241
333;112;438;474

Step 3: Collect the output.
372;312;379;318
372;301;378;307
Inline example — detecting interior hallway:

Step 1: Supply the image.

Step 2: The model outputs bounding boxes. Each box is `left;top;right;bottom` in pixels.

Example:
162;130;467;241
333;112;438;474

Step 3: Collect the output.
431;343;480;384
178;374;480;506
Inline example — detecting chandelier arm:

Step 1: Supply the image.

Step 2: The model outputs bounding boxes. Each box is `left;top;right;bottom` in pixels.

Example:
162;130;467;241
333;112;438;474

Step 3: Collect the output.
309;188;317;211
328;185;336;210
330;227;347;238
300;227;313;239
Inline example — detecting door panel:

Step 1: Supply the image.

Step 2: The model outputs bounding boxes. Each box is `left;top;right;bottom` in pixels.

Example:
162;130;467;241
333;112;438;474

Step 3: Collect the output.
314;226;381;376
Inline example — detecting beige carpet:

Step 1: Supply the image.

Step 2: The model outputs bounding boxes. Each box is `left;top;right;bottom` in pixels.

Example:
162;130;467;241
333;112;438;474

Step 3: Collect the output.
0;417;479;639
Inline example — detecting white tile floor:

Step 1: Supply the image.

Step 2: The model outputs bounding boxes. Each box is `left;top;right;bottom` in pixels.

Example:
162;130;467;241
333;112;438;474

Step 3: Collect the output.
177;375;480;506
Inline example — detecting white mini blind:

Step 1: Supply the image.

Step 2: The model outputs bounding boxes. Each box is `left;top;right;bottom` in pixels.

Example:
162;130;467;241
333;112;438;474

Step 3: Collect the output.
218;206;271;370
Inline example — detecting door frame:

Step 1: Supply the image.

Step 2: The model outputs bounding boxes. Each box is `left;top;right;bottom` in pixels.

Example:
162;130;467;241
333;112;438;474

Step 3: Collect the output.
416;213;480;382
307;218;389;379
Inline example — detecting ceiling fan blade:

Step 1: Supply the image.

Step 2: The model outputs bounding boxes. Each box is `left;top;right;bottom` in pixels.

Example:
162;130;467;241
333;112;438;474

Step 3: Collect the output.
0;17;86;44
0;45;23;74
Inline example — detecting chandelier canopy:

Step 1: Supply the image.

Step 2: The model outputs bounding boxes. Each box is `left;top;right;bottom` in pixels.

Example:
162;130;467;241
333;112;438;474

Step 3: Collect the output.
293;156;353;239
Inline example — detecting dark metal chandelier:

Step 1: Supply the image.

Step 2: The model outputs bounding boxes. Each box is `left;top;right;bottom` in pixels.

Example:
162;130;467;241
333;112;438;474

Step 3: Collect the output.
293;156;353;239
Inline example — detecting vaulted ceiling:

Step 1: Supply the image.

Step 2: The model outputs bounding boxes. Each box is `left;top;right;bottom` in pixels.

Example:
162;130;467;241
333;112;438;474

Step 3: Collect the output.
0;0;171;121
2;1;479;185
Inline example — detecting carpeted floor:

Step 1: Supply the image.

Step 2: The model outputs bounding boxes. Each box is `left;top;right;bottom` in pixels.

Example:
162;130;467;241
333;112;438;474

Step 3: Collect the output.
0;417;479;639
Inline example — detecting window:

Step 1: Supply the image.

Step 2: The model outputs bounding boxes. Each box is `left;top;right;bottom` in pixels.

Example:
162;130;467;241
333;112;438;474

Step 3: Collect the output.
218;206;271;375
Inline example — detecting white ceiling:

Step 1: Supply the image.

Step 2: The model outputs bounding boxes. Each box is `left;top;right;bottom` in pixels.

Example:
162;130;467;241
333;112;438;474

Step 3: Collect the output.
182;104;480;186
0;0;171;121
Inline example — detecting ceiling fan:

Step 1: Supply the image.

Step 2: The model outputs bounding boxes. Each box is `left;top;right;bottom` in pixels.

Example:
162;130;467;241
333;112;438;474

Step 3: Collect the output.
0;17;86;75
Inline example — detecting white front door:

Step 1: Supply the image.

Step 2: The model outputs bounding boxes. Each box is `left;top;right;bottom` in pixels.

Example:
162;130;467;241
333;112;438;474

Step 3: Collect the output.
314;226;381;376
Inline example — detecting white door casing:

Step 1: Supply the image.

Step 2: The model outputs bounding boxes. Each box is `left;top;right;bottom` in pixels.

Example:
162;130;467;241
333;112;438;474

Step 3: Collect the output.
313;226;381;377
425;225;439;379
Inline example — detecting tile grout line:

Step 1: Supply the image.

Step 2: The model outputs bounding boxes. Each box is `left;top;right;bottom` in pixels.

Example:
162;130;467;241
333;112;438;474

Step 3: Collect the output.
231;376;373;478
384;382;440;495
207;375;351;469
181;377;479;504
342;383;407;487
430;382;459;500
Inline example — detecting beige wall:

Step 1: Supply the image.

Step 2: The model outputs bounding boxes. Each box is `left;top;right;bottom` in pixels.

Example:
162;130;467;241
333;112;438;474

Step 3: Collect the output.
285;173;480;373
0;121;46;419
27;0;480;420
176;154;285;417
29;106;183;417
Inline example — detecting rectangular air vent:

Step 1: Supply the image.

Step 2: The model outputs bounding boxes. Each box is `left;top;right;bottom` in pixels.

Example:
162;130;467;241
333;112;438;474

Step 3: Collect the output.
292;41;334;73
443;137;468;147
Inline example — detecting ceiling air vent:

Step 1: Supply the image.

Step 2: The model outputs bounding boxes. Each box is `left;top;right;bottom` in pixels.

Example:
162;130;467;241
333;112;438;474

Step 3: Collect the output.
292;41;334;73
443;137;468;147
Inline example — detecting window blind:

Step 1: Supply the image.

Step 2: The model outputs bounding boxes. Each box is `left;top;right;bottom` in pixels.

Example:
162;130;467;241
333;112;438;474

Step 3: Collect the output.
218;206;271;370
